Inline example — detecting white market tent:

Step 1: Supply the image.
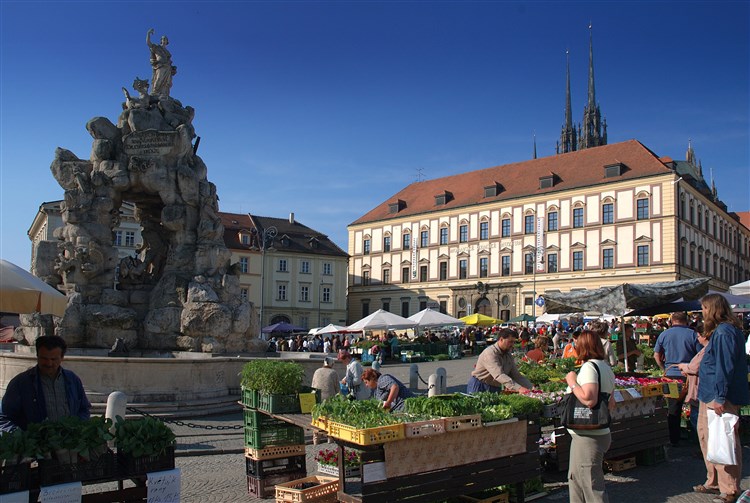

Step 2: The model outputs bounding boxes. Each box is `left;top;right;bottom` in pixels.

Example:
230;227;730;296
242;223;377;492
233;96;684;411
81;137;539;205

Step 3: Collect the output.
407;308;465;327
0;259;67;317
729;280;750;297
347;309;417;331
314;324;351;335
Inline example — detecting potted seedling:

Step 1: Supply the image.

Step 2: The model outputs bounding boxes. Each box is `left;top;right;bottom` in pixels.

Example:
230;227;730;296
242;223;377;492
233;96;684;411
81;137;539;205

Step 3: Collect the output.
115;416;176;475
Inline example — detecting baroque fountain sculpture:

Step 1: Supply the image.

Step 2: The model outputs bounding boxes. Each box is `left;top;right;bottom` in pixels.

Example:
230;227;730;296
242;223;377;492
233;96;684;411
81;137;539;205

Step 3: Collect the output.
20;29;263;353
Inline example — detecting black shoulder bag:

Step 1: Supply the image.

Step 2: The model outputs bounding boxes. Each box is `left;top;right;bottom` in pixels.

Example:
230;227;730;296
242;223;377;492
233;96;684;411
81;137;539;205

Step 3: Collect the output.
559;361;612;430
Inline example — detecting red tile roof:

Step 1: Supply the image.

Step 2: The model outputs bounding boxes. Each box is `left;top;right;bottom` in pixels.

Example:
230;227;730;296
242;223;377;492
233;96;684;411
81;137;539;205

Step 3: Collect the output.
351;140;673;225
737;212;750;230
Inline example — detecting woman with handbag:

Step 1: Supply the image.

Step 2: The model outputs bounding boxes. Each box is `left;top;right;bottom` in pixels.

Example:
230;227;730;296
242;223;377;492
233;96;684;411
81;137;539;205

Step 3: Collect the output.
694;293;749;503
563;330;616;503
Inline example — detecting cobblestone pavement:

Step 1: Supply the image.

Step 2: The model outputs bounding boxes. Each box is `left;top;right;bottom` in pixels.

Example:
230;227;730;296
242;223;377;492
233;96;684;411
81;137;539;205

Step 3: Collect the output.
85;356;750;502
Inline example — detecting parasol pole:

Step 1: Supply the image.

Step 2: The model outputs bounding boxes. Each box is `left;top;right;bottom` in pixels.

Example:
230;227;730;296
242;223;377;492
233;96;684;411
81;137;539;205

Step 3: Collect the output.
621;314;628;372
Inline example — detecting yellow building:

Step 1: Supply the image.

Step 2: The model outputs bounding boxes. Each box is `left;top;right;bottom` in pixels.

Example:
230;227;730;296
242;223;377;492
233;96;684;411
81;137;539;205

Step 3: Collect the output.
347;140;750;322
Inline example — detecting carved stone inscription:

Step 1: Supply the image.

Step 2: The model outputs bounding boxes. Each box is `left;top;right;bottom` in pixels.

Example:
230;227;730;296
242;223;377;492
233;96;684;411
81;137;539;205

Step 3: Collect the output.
123;130;178;157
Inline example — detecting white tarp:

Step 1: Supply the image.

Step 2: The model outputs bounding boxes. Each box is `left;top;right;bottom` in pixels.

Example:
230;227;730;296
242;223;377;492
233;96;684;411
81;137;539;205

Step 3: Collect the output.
407;308;465;327
347;309;417;331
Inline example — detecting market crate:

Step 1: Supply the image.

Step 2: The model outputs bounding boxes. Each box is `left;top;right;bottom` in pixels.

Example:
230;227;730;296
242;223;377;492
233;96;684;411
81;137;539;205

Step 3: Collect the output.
639;383;663;397
311;416;327;431
740;405;750;417
246;455;306;478
245;424;305;449
40;450;118;485
244;408;287;429
662;382;684;399
275;475;339;503
636;445;667;466
248;471;306;499
542;402;562;418
242;387;260;408
118;446;175;476
246;444;307;461
605;456;637;473
258;392;302;414
403;418;446;438
0;463;30;494
326;420;405;446
316;462;361;478
444;414;482;432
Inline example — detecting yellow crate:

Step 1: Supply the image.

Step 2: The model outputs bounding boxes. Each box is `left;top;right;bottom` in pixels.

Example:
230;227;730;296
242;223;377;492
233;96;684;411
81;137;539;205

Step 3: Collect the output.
275;475;339;503
606;456;637;472
326;421;405;446
245;444;306;461
639;383;663;397
444;414;482;432
311;416;327;431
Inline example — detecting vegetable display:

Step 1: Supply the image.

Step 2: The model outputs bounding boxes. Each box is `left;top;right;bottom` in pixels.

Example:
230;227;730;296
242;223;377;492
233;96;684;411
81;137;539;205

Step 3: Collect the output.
241;360;304;395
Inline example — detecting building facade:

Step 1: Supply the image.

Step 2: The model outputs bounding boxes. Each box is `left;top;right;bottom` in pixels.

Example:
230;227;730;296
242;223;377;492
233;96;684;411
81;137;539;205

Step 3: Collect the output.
220;212;349;330
347;140;750;322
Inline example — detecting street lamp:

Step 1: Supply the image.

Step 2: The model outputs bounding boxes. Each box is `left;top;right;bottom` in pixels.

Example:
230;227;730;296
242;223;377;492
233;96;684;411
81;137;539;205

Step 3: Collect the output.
258;225;277;336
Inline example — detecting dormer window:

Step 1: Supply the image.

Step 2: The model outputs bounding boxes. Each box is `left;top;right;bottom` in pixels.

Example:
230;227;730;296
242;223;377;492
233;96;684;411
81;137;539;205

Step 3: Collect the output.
309;237;319;249
434;191;453;206
604;163;626;178
484;183;503;198
388;199;406;214
539;174;556;189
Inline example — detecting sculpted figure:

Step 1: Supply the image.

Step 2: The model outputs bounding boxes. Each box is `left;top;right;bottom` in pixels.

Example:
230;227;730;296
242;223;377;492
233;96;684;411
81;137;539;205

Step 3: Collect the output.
146;29;176;97
122;78;151;109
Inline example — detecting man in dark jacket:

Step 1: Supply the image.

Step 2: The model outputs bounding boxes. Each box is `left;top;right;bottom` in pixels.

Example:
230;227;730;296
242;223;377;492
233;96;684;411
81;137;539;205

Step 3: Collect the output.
0;335;90;431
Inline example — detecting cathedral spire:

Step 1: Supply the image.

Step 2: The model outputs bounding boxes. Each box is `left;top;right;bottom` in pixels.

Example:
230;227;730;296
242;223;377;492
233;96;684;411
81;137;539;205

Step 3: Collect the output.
533;131;537;159
557;49;578;154
686;139;695;166
580;23;606;150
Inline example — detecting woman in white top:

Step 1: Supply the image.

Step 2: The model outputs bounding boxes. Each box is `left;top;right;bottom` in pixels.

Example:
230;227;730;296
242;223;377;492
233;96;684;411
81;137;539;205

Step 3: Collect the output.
337;349;371;401
564;330;616;503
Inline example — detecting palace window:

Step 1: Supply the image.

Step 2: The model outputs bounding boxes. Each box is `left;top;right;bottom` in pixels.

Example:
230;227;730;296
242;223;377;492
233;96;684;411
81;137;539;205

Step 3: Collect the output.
524;215;534;234
459;224;468;243
383;236;391;252
602;203;614;224
502;256;510;276
480;221;489;240
459;259;468;279
502;218;511;237
524;253;534;274
363;238;370;255
572;251;584;271
573;208;584;228
420;230;429;248
479;257;489;278
382;269;390;285
602;249;614;269
637;245;650;267
439;227;449;245
547;253;558;273
239;257;248;273
403;232;411;249
419;265;428;282
439;261;448;280
637;198;649;220
547;211;558;231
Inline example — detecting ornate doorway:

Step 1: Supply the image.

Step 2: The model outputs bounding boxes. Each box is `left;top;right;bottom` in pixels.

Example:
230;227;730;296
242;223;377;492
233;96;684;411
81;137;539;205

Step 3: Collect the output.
475;297;492;317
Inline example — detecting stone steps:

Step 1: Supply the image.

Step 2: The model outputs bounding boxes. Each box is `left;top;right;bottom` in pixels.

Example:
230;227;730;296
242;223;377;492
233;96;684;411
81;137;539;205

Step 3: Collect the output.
91;394;243;419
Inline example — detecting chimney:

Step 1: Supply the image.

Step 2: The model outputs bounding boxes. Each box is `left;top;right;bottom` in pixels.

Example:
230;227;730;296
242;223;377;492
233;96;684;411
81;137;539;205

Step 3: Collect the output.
289;212;295;224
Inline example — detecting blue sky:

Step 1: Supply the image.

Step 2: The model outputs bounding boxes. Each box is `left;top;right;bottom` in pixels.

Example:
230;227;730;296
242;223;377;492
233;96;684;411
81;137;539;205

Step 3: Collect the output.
1;1;748;270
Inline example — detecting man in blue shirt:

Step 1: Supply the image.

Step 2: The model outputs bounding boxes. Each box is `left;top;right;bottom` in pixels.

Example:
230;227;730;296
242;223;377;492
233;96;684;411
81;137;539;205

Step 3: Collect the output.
654;311;700;446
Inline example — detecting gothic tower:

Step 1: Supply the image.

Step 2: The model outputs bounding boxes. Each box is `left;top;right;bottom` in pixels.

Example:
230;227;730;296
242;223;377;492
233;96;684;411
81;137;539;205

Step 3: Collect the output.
580;24;607;149
557;50;578;154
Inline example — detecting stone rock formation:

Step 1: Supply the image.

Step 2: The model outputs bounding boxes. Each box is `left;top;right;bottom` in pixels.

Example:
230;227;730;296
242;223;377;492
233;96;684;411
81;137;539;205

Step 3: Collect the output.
17;30;264;353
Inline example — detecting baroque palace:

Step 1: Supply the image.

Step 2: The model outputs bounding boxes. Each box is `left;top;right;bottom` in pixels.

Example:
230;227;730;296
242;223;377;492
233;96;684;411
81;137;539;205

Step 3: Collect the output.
346;33;750;323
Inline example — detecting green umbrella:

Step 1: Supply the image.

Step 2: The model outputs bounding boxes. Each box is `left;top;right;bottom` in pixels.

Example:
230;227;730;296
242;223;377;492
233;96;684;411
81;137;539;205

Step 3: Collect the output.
508;313;536;323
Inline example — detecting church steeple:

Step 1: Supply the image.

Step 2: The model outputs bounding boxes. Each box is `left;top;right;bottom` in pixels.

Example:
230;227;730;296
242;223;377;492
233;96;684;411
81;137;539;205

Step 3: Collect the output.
580;24;607;150
557;50;578;154
686;139;696;166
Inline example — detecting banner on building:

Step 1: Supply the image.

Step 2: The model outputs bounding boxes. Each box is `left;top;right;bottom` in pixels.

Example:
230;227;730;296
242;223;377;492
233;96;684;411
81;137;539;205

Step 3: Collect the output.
411;236;418;279
536;217;545;272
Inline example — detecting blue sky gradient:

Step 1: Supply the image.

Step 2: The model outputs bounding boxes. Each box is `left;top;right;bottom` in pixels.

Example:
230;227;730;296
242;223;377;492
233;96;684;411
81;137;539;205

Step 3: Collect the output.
1;1;748;269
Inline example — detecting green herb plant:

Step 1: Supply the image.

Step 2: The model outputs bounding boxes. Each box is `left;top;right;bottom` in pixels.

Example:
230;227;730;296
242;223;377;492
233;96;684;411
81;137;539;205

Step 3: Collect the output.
115;417;176;458
241;360;304;395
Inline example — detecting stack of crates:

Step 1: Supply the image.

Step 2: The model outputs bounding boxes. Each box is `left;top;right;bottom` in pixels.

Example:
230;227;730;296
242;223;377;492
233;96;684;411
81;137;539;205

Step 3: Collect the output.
242;388;307;498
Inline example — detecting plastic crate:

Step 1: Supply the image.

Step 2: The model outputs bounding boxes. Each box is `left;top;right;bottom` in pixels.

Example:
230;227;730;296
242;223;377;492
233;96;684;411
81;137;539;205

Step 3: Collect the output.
275;475;339;503
316;463;361;478
118;446;175;476
244;409;287;429
248;471;306;499
403;418;446;438
242;387;260;408
245;424;305;449
246;444;307;461
0;463;30;494
740;405;750;417
246;455;306;478
40;451;118;485
258;392;302;414
326;421;405;446
311;417;327;431
444;415;482;432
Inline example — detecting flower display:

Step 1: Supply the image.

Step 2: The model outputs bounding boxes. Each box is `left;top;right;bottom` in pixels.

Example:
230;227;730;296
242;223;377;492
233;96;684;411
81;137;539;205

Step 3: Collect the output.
315;448;361;467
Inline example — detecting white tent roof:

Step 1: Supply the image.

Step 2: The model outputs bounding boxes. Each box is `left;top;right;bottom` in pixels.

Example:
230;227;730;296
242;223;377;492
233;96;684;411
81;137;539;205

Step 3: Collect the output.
729;281;750;297
314;324;350;335
347;309;417;331
407;308;465;327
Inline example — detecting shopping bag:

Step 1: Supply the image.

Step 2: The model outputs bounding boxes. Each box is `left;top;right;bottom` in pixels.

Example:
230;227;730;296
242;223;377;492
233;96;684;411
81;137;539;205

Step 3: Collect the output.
706;408;739;465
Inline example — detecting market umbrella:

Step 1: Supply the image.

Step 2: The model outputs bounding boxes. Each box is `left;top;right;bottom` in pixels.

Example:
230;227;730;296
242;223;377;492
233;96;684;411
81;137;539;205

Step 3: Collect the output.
261;322;306;334
314;324;351;335
459;313;499;327
508;313;536;323
730;280;750;297
0;259;67;317
542;278;710;371
347;309;417;331
408;308;465;327
625;290;750;317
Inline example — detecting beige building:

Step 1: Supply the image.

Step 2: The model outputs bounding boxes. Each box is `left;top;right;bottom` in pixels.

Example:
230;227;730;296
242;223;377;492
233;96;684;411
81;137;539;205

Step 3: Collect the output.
347;140;750;322
220;212;349;330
